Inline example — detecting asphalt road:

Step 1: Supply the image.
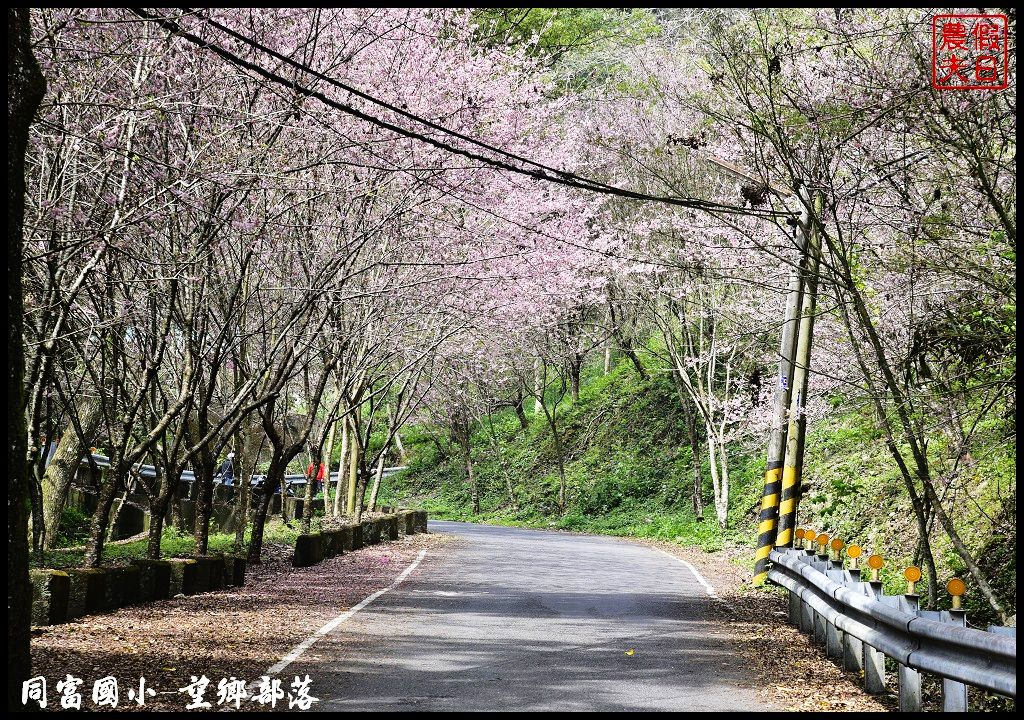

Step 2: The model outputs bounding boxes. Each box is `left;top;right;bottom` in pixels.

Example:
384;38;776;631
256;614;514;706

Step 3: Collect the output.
304;521;771;711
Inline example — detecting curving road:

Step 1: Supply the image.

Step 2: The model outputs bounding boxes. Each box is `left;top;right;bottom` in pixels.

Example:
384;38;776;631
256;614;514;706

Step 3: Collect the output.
301;521;771;711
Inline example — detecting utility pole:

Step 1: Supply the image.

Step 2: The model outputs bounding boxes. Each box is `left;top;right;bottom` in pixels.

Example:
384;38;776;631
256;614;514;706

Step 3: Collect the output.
752;230;807;585
776;189;822;549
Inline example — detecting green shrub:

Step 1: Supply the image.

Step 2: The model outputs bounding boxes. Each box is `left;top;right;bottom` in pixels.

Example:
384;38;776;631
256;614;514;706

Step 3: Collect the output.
54;505;91;547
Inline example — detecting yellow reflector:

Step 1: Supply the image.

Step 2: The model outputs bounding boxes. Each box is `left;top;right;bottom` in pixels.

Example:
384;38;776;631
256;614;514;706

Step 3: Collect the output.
947;578;966;596
904;566;922;583
847;544;862;558
867;554;884;570
830;538;844;551
817;533;830;546
795;528;805;540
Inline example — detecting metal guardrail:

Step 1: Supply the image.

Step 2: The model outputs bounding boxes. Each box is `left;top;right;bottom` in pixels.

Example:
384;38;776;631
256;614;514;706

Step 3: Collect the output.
80;453;406;490
769;547;1016;711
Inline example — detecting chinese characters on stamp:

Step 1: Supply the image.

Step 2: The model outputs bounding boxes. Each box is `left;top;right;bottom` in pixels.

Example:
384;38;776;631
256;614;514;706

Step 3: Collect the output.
932;14;1009;90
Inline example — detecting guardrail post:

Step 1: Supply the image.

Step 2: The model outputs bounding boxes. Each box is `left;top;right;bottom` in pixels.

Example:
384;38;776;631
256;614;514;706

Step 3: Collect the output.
825;615;843;661
788;587;801;625
897;595;923;712
801;590;815;634
942;609;969;712
809;547;829;647
842;627;864;674
813;602;827;647
863;581;886;694
863;643;886;694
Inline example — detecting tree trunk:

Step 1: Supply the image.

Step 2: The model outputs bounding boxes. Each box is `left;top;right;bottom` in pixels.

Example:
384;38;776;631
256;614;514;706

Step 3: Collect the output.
106;485;132;542
300;454;319;534
458;434;479;514
321;418;338;516
42;400;101;549
533;360;544;414
716;435;730;530
232;437;251;545
353;459;369;522
248;456;285;563
333;418;348;516
193;453;215;555
568;360;581;403
8;8;46;705
683;401;703;520
83;462;126;567
393;429;407;462
147;493;168;559
705;429;728;530
346;420;359;516
466;455;479;515
513;392;529;430
367;452;386;513
624;348;648;380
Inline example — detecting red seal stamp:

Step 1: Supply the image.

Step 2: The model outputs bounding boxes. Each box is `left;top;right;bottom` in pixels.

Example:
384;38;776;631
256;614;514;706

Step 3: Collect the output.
932;14;1009;90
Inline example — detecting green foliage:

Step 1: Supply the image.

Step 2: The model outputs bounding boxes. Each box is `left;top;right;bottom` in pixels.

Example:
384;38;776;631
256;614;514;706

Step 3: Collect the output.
53;505;92;547
472;8;660;90
389;352;1016;617
389;358;744;551
474;8;658;58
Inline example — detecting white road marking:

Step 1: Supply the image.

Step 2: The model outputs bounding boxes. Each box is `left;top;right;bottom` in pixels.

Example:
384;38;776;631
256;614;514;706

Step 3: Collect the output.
265;549;428;676
654;547;721;599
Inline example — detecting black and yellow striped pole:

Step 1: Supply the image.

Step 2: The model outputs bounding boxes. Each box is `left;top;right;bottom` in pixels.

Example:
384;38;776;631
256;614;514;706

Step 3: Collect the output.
776;189;822;550
752;205;811;586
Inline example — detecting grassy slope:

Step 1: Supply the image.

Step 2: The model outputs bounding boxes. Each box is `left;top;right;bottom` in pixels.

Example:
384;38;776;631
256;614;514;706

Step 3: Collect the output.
380;357;1015;621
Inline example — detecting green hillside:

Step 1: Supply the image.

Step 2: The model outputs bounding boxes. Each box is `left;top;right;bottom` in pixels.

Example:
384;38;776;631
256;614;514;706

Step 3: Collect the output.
382;357;1016;625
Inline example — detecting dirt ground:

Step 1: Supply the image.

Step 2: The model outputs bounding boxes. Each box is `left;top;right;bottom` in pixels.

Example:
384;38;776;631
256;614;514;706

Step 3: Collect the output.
631;538;897;712
29;533;457;712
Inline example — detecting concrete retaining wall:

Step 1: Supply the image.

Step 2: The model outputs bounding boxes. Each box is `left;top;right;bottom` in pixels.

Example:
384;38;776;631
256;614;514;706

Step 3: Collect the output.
29;510;421;627
289;509;427;569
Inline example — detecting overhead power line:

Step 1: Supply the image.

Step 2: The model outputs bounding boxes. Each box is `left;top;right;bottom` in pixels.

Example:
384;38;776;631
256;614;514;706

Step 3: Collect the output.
186;8;627;194
129;7;783;219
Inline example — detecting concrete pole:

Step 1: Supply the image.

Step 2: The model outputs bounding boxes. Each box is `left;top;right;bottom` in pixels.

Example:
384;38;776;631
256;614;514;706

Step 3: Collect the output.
777;189;822;549
752;219;808;584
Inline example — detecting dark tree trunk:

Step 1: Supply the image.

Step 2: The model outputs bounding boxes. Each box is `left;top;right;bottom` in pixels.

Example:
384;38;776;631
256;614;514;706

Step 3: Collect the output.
300;452;319;535
568;359;581;403
353;451;370;521
8;7;46;708
233;432;254;544
193;453;215;555
624;348;648;380
147;493;169;559
83;460;125;567
367;453;385;514
513;390;529;430
248;455;286;563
